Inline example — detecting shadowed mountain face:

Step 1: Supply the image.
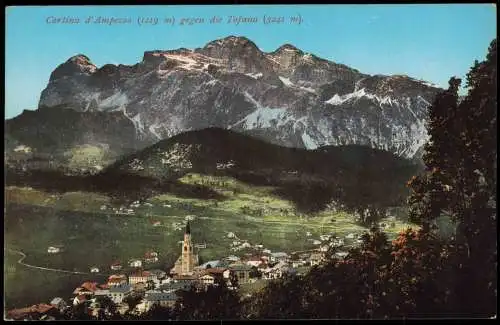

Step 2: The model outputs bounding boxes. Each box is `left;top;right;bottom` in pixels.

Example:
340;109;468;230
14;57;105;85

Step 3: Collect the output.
4;105;149;173
6;128;418;213
99;128;419;213
35;35;441;160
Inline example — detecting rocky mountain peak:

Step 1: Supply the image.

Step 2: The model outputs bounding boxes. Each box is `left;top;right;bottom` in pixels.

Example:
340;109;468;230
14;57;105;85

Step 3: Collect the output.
273;43;303;54
49;54;97;82
36;35;444;160
69;54;94;65
355;74;441;98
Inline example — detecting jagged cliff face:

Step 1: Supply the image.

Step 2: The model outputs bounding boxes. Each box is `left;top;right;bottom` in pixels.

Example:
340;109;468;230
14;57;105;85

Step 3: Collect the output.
38;35;442;158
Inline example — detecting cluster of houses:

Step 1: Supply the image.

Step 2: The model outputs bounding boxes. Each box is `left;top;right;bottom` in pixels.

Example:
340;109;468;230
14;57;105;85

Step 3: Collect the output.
9;221;366;320
8;248;332;320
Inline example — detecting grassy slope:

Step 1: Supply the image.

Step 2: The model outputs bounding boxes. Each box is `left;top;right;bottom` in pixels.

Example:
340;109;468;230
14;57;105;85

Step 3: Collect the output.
5;173;414;267
4;172;416;309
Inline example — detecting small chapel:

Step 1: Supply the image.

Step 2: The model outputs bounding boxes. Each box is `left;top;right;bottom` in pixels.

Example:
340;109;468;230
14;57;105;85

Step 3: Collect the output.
171;221;199;275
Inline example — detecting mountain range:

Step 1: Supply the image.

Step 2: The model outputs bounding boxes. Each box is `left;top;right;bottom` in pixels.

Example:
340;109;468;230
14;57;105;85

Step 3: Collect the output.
2;36;441;175
5;35;443;170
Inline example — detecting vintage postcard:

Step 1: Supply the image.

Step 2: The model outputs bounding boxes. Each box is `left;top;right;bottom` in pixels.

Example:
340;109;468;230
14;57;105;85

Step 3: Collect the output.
4;4;497;320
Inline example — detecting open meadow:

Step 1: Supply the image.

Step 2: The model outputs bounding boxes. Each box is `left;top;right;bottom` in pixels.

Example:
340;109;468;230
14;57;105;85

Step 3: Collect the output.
4;173;416;308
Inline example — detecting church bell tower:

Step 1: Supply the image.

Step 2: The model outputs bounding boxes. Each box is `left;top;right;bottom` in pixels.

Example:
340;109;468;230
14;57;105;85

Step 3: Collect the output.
181;221;194;274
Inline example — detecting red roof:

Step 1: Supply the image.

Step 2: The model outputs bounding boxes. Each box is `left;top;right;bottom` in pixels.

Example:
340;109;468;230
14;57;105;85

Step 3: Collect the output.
205;268;228;274
80;282;99;292
108;274;127;281
173;274;198;280
111;261;122;266
7;304;56;319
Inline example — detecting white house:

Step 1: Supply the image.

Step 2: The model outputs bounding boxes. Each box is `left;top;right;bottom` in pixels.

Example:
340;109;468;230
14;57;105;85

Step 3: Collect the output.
225;255;240;262
320;235;331;241
144;251;159;263
107;274;128;287
240;242;251;249
335;252;349;258
332;238;344;247
47;246;61;254
199;274;215;286
227;232;236;238
143;291;178;311
270;252;289;263
94;289;110;297
310;252;325;266
262;262;287;279
262;249;271;254
73;295;87;306
14;145;32;153
292;260;306;268
245;257;263;268
319;245;329;252
90;267;100;273
346;233;355;239
49;297;67;312
110;262;122;271
129;271;156;285
129;259;142;268
108;284;133;304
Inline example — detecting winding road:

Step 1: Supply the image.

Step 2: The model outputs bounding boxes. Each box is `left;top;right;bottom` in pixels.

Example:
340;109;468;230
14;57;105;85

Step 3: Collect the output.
6;248;110;276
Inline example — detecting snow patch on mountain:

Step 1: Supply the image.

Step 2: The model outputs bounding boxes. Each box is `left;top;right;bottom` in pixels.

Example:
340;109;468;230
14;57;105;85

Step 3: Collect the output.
149;124;162;140
98;92;129;109
231;91;295;130
131;113;146;135
84;92;101;111
279;76;294;86
325;88;402;108
238;106;292;130
37;36;441;160
302;132;319;149
245;72;263;79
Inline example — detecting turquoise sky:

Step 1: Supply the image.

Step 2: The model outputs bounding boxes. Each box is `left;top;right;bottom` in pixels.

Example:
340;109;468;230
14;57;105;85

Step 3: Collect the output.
5;4;497;119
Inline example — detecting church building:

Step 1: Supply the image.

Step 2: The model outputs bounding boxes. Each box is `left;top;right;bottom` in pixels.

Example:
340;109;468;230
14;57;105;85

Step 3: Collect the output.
171;221;199;275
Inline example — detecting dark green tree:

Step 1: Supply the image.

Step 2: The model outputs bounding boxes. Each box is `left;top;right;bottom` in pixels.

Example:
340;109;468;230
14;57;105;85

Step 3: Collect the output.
174;281;242;320
146;279;156;291
407;38;497;317
144;302;173;320
229;270;239;289
123;293;143;312
249;266;262;279
95;295;118;319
